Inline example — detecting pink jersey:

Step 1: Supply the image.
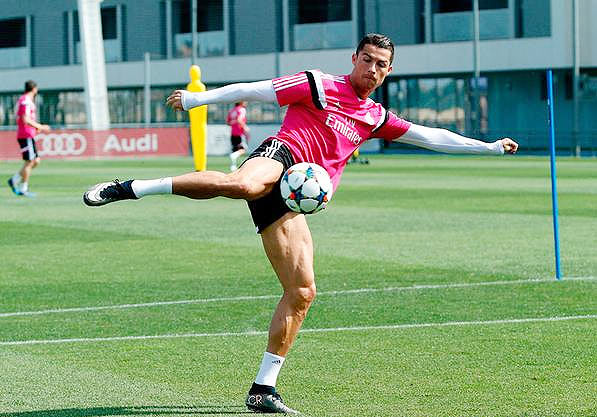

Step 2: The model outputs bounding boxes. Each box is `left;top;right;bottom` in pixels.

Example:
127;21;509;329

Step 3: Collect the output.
227;104;247;136
16;93;37;139
272;70;411;190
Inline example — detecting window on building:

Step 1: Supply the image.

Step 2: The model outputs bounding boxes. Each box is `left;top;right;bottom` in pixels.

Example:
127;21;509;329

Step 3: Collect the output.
291;0;353;51
515;0;551;38
387;76;470;134
72;6;122;63
433;0;508;13
298;0;351;23
0;93;21;126
0;17;30;68
172;0;225;58
101;7;118;40
432;0;513;42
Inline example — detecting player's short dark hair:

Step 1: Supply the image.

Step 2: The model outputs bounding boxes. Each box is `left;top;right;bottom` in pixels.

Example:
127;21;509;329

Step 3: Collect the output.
356;33;395;64
24;80;37;92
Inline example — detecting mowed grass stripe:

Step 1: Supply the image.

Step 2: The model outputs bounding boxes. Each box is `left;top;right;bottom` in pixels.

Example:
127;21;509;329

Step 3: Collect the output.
1;280;594;342
1;313;595;346
1;276;595;318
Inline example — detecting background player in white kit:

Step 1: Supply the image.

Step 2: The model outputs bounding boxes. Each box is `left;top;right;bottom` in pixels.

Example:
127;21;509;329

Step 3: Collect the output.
84;34;518;414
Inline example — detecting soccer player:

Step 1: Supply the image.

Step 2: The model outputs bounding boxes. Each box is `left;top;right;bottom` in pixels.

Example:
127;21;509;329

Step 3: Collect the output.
83;34;518;414
227;101;250;171
7;80;51;198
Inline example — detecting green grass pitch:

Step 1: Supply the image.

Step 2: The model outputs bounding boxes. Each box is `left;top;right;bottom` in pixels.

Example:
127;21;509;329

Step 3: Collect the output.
1;154;596;416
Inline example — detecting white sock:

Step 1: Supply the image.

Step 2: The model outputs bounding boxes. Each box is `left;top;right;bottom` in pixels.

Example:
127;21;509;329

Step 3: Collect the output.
230;150;243;163
11;173;22;184
20;182;28;192
131;178;172;198
254;351;285;387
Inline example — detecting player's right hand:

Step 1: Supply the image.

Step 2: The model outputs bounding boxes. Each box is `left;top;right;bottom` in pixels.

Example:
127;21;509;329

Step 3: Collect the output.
166;90;185;111
500;138;518;154
39;124;51;133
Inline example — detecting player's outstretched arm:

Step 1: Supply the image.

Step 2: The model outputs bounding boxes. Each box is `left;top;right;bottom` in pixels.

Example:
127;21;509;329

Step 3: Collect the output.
396;123;518;155
166;80;276;111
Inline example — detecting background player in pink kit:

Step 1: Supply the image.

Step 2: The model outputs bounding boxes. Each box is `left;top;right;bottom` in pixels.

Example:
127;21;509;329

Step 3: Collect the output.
227;101;250;171
7;80;51;198
84;34;518;414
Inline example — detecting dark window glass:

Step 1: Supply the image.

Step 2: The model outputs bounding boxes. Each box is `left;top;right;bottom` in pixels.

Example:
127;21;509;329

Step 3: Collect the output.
197;0;223;31
173;0;190;34
298;0;351;24
480;0;508;9
434;0;507;13
173;0;223;33
74;8;118;41
0;18;26;48
101;7;118;40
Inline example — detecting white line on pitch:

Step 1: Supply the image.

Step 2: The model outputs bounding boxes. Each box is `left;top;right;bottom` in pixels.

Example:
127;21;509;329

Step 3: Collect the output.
1;276;595;319
1;314;595;346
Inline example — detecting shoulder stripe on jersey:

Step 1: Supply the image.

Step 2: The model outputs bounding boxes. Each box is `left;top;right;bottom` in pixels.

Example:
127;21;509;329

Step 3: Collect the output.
274;79;309;91
274;73;306;83
305;70;327;110
273;74;307;90
273;75;307;87
372;107;389;133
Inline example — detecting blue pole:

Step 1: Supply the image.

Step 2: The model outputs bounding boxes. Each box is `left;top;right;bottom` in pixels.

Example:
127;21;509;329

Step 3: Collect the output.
547;70;562;279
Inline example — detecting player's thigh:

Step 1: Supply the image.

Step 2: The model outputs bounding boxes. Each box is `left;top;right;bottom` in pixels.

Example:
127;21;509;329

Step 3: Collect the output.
234;156;284;198
260;211;315;290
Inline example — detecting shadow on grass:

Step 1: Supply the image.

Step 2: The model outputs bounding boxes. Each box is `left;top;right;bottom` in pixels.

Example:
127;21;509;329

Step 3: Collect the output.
0;405;252;417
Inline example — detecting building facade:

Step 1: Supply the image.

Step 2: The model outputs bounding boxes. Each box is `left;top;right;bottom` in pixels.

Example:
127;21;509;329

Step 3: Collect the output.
0;0;595;154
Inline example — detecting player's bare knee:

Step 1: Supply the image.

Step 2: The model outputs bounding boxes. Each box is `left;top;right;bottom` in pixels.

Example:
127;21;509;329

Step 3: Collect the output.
289;284;317;312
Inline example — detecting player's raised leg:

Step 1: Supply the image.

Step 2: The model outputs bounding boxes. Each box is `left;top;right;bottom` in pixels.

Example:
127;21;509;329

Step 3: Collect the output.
246;211;315;414
83;156;283;206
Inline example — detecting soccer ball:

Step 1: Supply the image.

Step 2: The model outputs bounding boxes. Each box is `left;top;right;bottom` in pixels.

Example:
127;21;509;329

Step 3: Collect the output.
280;162;332;214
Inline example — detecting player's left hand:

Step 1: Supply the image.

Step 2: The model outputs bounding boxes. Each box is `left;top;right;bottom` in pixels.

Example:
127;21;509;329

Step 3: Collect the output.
500;138;518;154
166;90;185;111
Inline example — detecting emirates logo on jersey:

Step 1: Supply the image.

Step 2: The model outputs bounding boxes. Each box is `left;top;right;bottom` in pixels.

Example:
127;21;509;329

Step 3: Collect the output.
325;114;363;145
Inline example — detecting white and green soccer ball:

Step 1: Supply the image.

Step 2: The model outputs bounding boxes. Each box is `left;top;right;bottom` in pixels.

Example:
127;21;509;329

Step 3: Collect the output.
280;162;333;214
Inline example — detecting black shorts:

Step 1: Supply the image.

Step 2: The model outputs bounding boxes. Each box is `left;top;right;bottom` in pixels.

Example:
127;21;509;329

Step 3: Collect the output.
243;138;295;233
18;138;38;161
231;135;245;152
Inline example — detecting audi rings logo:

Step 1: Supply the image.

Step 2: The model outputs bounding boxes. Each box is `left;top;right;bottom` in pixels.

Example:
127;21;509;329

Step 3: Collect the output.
37;133;87;156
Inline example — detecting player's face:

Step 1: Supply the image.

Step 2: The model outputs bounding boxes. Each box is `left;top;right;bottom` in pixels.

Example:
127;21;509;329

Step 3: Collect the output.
350;44;393;95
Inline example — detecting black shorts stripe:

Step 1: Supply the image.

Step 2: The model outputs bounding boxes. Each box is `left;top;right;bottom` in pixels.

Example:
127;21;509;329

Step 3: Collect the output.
18;138;38;161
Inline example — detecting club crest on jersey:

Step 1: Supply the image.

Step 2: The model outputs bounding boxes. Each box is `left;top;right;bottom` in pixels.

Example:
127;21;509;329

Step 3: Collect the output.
325;113;363;145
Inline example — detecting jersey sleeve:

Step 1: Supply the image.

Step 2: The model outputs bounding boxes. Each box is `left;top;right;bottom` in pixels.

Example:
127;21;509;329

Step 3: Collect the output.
371;110;411;140
17;100;30;118
272;72;311;107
